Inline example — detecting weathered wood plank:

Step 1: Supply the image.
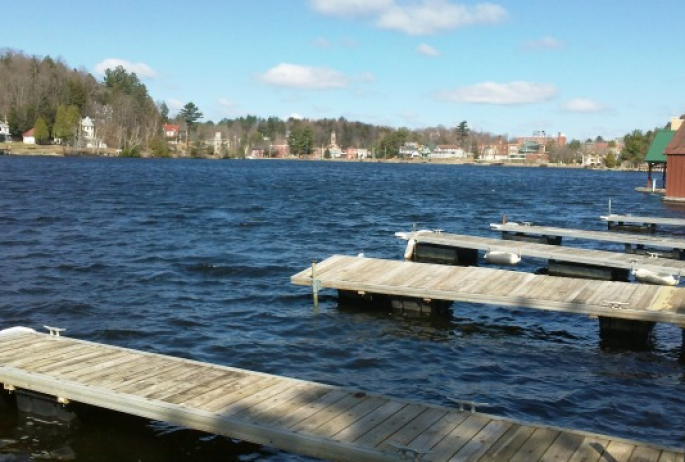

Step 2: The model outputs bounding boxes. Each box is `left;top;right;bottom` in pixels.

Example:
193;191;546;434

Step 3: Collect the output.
447;419;512;461
273;388;351;429
539;431;586;462
293;255;685;325
491;223;685;249
290;393;374;433
567;436;611;462
603;440;635;462
304;396;388;438
508;428;560;462
429;413;491;460
1;328;683;462
399;230;685;274
630;446;665;462
404;411;470;454
354;402;426;447
332;400;406;443
478;424;536;462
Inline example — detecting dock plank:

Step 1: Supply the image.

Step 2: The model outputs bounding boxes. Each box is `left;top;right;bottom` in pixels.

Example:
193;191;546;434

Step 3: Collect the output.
0;328;682;462
478;424;536;462
398;230;685;275
490;223;685;250
292;255;685;326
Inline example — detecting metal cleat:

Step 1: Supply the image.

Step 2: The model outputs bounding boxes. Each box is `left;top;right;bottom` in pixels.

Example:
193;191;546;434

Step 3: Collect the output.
604;301;630;310
44;326;66;337
388;442;431;461
449;398;489;413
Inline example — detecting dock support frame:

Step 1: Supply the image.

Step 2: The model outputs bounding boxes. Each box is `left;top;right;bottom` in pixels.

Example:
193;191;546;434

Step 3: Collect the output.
598;317;656;349
500;231;562;246
624;244;685;260
548;260;630;282
13;388;79;427
338;290;452;315
413;243;478;266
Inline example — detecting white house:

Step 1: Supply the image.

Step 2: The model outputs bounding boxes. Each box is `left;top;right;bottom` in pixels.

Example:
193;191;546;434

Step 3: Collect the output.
431;145;466;159
0;119;10;140
80;117;107;148
22;128;35;144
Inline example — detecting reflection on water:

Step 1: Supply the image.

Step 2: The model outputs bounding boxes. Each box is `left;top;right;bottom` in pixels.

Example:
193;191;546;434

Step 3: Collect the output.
0;157;683;460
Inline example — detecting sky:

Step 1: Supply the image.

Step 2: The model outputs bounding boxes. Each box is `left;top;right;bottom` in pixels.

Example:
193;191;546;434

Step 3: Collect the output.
2;0;684;141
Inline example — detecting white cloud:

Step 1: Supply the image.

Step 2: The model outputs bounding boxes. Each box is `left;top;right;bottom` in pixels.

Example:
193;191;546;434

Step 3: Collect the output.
258;63;349;89
378;1;507;35
310;0;393;17
523;36;564;50
287;113;305;120
94;58;158;78
218;98;241;115
166;99;184;113
417;43;441;56
562;98;606;113
311;0;507;35
439;81;558;105
314;37;331;48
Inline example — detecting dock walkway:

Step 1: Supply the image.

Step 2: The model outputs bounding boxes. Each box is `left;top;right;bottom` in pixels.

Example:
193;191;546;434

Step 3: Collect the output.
1;327;683;462
292;255;685;326
397;230;685;276
491;223;685;258
601;214;685;230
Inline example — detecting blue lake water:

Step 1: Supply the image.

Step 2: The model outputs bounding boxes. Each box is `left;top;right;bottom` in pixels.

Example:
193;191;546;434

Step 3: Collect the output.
0;156;683;460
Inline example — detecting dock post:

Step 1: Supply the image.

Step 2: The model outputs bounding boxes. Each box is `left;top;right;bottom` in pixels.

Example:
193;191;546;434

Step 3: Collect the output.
312;260;319;310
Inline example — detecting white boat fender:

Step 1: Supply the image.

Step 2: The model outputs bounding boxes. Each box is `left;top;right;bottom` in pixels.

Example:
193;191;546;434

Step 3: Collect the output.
484;250;521;265
404;239;417;260
631;268;679;286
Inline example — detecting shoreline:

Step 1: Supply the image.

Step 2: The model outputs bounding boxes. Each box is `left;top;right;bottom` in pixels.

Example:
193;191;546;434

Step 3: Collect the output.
0;147;648;172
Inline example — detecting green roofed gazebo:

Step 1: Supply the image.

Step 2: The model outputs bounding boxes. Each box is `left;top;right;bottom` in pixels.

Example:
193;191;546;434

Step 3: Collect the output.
644;129;675;189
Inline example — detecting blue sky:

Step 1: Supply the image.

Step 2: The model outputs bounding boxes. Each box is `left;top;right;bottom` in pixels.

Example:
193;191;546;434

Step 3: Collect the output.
3;0;684;141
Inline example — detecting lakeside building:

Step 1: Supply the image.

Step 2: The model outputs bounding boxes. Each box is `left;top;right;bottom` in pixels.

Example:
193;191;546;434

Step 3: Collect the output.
664;119;685;202
643;118;682;189
163;124;180;144
0;119;9;141
22;128;35;144
79;117;107;149
432;145;466;159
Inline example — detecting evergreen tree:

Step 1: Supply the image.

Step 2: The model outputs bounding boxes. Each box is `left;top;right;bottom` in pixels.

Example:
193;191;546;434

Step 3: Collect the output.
33;116;49;144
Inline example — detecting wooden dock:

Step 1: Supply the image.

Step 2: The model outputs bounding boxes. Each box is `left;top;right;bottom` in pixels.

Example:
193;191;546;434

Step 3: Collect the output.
1;327;683;462
601;214;685;230
491;223;685;258
292;255;685;326
397;230;685;276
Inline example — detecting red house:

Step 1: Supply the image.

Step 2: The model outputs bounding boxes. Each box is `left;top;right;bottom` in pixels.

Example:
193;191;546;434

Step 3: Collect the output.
664;122;685;202
163;124;180;144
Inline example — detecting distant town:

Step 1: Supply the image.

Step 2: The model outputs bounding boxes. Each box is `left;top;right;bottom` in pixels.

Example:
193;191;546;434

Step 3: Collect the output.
0;49;680;169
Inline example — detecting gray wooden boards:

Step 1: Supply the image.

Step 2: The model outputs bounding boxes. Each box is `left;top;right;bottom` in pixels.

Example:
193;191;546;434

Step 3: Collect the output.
398;231;685;276
601;214;685;227
292;255;685;326
491;223;685;250
1;327;683;462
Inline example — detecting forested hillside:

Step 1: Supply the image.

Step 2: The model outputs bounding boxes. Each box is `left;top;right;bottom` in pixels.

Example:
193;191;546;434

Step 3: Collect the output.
0;49;161;154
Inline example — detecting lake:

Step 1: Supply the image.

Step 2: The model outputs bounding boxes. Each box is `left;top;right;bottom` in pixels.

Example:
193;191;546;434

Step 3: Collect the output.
0;156;683;460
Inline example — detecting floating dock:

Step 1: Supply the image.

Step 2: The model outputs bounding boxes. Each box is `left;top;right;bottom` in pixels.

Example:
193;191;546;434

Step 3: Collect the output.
1;327;683;462
601;214;685;232
292;255;685;327
491;223;685;259
397;230;685;278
